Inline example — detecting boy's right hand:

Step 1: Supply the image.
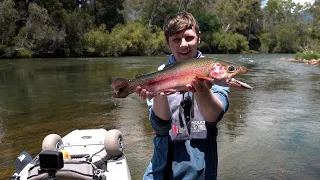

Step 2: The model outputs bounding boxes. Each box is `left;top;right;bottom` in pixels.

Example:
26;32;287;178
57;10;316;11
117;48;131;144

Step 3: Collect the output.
136;86;170;100
135;86;154;100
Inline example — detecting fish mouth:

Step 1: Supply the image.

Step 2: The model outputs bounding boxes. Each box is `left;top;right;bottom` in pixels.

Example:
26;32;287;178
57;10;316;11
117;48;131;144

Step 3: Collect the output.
226;67;252;89
228;78;253;89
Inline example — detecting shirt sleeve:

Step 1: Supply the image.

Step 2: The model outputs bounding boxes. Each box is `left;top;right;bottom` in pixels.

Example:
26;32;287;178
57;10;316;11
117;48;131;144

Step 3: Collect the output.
147;99;171;136
212;85;230;113
208;85;230;125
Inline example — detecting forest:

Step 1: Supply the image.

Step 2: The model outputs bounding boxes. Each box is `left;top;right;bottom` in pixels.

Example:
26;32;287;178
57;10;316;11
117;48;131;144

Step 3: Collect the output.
0;0;319;58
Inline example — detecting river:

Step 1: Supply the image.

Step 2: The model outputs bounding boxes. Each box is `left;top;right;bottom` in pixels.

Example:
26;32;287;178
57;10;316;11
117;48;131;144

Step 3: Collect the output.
0;54;319;179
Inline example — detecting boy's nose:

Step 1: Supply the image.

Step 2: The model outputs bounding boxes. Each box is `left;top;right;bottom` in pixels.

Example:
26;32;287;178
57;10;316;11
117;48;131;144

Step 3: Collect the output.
180;38;188;47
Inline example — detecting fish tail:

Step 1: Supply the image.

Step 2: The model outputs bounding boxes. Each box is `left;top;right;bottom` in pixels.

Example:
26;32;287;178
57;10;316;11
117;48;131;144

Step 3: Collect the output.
111;78;135;98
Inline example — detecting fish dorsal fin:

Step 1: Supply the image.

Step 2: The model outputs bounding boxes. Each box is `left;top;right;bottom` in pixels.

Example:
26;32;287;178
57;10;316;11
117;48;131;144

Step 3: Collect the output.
135;73;151;78
135;74;143;78
163;61;179;70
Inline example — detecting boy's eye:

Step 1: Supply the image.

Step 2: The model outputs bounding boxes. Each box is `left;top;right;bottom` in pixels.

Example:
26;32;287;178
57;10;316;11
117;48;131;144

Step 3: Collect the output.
173;38;181;42
185;36;194;41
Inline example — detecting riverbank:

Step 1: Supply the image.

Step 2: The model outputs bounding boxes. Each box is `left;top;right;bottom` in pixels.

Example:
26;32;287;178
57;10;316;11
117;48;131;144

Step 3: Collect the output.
279;58;320;65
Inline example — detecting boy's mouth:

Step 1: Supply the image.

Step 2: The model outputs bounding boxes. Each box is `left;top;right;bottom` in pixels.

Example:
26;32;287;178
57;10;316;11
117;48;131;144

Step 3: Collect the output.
179;50;191;55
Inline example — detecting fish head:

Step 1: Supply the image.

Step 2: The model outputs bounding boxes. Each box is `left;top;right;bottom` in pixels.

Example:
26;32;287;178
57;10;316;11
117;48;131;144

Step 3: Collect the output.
209;61;247;79
209;61;252;89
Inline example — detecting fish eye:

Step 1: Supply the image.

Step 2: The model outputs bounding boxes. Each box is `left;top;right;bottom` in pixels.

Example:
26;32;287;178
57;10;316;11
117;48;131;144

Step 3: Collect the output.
228;65;235;72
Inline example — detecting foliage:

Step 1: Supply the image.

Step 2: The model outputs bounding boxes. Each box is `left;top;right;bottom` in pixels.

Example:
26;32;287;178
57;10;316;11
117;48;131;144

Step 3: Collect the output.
14;3;66;57
274;26;301;53
83;24;111;57
309;1;320;40
260;25;302;53
194;11;220;53
14;48;33;58
65;10;93;56
260;0;319;53
210;31;249;54
110;22;166;56
0;44;7;57
295;51;320;60
83;21;166;57
0;0;19;46
133;0;211;28
213;0;263;46
0;0;319;58
259;32;275;53
92;0;125;30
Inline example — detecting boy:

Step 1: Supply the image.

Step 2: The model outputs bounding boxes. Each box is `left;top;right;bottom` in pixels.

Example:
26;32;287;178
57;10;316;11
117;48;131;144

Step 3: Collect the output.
136;12;229;180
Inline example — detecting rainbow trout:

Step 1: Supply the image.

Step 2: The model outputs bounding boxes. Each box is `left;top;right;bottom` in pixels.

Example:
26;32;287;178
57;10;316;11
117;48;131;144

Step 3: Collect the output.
111;57;252;98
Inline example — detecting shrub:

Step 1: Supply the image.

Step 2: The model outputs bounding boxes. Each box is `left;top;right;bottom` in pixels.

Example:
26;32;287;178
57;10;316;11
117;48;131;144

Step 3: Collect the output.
83;24;110;57
0;45;7;58
295;51;320;60
83;22;166;57
274;26;301;53
14;48;33;58
109;22;166;56
210;32;249;54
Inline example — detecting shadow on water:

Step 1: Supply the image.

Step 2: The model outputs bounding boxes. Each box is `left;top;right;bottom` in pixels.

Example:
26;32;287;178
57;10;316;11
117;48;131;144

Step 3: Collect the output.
0;54;319;179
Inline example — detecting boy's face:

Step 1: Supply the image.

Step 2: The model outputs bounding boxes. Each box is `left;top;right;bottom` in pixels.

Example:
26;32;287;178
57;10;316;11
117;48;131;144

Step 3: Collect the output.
167;28;200;61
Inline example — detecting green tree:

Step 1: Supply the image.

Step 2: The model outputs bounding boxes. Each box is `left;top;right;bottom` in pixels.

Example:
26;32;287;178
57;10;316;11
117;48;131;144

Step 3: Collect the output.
274;26;301;53
213;0;263;51
0;0;19;46
83;24;111;57
15;3;66;57
64;10;93;56
261;0;315;53
194;11;220;52
210;31;249;54
310;0;320;41
134;0;176;28
83;21;166;57
90;0;125;30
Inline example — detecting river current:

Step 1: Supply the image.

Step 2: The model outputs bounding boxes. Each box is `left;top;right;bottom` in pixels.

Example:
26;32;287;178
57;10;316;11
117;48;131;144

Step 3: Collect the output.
0;54;319;179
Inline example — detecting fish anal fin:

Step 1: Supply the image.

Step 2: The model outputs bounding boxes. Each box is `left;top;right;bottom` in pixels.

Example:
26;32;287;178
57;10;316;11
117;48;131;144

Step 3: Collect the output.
161;89;177;95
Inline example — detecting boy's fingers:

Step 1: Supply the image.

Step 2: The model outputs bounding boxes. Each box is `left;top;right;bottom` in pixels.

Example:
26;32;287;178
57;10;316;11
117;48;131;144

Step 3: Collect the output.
204;80;213;89
186;84;196;93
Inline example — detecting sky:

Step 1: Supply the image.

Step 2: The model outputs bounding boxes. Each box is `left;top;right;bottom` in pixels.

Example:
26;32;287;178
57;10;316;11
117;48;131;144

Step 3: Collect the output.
292;0;315;4
261;0;315;7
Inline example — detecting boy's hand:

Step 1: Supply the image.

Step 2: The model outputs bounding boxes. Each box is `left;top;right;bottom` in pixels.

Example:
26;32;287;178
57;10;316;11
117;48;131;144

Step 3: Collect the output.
186;79;213;93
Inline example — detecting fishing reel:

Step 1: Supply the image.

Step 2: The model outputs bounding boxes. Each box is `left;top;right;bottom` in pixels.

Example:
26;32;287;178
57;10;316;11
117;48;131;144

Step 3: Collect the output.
180;95;193;122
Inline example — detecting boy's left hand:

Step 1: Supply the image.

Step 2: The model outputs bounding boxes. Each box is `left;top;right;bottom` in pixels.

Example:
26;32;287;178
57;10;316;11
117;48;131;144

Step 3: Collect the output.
186;79;213;93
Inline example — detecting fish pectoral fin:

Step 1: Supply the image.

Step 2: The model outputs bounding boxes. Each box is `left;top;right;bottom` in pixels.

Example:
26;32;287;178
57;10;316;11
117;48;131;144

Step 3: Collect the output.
195;74;214;81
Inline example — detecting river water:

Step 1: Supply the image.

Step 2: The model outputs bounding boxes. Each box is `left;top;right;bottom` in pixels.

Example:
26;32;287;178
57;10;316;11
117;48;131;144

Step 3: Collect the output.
0;54;319;179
